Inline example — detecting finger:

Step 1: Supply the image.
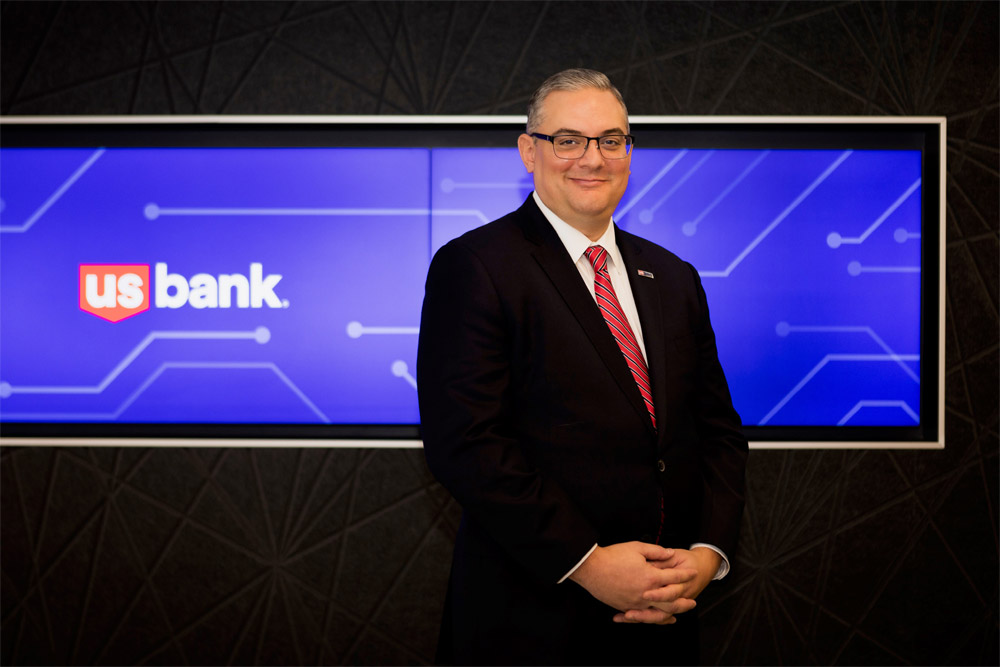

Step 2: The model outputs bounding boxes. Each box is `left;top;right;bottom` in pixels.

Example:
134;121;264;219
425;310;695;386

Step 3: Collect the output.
619;608;676;625
613;611;648;624
643;567;698;593
646;555;682;569
636;543;674;560
642;582;688;603
646;597;697;615
649;566;699;586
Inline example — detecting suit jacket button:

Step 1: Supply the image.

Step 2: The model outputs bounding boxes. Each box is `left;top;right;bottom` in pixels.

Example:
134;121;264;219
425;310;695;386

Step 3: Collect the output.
657;459;666;472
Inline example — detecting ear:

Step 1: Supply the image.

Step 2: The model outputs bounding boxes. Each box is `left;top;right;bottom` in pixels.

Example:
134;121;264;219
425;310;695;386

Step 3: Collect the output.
517;133;536;173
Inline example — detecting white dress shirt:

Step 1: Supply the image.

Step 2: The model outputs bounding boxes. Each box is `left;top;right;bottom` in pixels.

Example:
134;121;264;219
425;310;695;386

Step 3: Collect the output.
531;192;730;584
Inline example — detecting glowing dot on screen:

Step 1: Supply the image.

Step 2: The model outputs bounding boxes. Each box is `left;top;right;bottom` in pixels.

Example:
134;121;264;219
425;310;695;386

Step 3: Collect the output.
255;326;271;344
775;321;791;337
282;299;290;308
0;381;10;398
847;261;862;276
440;178;455;193
391;360;408;377
826;232;842;249
682;222;697;237
144;203;160;220
639;209;653;224
346;321;364;338
894;228;908;243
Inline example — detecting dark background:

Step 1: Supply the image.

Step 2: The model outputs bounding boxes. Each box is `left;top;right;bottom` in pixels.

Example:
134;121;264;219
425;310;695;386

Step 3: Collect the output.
1;1;996;665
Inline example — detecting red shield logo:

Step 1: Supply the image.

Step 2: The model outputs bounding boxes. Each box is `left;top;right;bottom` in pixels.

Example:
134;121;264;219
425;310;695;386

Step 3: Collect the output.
79;264;150;322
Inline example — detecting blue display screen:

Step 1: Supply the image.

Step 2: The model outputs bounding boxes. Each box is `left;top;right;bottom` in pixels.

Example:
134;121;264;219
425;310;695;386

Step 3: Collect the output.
0;144;923;429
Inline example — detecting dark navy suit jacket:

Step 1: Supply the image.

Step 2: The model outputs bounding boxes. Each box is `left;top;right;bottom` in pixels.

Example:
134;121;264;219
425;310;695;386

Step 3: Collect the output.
417;195;747;665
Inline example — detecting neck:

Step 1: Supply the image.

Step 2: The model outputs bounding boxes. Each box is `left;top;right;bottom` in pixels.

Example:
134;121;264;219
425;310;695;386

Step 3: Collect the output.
573;218;611;242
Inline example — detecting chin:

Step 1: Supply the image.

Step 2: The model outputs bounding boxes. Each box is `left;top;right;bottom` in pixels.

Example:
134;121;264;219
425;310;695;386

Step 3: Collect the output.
572;195;615;214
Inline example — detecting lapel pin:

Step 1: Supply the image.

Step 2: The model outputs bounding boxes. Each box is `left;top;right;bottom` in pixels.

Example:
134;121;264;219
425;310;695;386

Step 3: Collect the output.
637;269;654;279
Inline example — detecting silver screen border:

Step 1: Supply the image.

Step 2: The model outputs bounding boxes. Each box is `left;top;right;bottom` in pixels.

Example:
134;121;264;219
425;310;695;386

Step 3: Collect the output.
0;114;946;450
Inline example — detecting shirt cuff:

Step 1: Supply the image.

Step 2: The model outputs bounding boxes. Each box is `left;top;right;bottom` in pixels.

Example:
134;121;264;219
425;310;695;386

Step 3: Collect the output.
558;543;598;583
690;543;730;580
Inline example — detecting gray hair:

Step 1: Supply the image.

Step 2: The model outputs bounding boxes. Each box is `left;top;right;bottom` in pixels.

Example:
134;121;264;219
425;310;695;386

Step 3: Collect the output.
525;68;629;134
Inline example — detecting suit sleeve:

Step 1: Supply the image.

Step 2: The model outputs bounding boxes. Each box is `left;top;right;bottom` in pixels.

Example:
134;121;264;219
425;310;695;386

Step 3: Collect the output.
417;240;600;584
688;264;748;557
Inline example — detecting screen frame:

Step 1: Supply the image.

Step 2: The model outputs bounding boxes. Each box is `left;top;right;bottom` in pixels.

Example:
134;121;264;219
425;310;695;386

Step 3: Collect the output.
0;114;946;449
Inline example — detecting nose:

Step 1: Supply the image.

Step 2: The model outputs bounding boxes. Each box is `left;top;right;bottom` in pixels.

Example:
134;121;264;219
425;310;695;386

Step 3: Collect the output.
578;138;606;167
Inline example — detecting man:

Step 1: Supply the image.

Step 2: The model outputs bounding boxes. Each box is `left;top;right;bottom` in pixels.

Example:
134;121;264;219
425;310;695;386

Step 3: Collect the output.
417;69;748;665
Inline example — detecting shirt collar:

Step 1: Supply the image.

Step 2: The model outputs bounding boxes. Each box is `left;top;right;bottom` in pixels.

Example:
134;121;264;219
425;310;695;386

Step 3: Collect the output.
532;191;623;269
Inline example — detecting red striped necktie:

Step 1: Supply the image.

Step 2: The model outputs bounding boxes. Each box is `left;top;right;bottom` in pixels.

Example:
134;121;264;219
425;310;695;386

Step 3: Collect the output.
584;245;656;430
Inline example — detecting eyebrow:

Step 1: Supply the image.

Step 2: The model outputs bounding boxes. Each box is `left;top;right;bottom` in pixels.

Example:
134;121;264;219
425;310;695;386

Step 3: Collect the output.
551;127;627;136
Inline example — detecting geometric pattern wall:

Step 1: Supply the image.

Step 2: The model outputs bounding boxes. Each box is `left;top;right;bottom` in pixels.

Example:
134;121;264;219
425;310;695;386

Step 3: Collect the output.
1;2;997;664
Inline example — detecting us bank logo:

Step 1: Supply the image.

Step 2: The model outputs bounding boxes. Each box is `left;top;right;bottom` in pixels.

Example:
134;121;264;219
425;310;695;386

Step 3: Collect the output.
79;263;287;323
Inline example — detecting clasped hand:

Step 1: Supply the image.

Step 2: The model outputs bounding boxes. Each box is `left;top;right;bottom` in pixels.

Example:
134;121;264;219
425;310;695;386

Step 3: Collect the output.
568;542;718;625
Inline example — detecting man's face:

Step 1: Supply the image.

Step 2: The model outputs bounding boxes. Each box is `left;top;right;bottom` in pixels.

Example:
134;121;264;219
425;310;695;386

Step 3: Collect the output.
518;88;631;238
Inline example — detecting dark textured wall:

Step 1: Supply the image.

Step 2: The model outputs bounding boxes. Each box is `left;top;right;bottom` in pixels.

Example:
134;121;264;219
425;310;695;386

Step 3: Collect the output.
1;2;997;665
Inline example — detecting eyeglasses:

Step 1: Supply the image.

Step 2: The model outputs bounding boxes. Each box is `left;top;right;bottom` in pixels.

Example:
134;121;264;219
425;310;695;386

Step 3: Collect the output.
530;133;634;160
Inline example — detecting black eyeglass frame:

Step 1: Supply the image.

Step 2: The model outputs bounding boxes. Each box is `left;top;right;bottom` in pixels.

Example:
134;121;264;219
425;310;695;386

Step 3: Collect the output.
529;132;635;159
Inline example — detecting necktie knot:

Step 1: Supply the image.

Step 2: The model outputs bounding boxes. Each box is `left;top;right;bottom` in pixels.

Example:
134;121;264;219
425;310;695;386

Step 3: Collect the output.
584;245;608;274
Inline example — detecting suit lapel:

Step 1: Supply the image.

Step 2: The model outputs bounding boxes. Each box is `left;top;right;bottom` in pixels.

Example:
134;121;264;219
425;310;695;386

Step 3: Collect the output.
517;198;653;431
